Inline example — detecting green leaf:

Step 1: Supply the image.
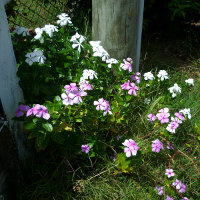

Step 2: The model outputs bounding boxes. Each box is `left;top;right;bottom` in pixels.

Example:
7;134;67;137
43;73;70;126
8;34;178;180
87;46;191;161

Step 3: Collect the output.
50;132;65;144
42;123;53;132
125;95;132;101
25;122;36;130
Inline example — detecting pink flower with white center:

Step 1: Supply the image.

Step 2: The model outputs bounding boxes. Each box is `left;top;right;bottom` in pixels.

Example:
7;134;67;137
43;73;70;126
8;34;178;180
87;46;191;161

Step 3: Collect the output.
61;93;74;105
69;90;87;104
81;144;90;154
172;179;182;190
174;112;185;120
121;80;131;90
166;142;174;150
122;139;139;157
166;121;179;133
103;101;112;116
165;169;175;178
26;104;40;117
128;83;139;96
179;184;186;193
94;98;107;111
16;105;30;117
166;196;174;200
147;114;157;122
152;139;164;153
64;83;78;93
171;116;182;124
34;105;50;120
155;186;164;195
130;72;141;84
156;108;170;124
120;58;132;72
79;80;92;91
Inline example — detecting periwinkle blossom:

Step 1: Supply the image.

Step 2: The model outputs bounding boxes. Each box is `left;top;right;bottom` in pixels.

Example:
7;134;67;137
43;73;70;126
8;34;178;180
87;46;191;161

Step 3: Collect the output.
106;58;118;68
81;144;90;154
144;98;151;104
166;121;179;133
152;139;164;153
172;179;186;193
120;58;133;72
130;72;141;84
69;90;87;104
61;93;74;106
185;78;194;86
156;108;170;124
166;142;174;150
57;13;72;26
122;139;139;157
157;70;169;81
64;83;78;93
25;49;46;66
34;27;43;40
182;197;190;200
165;169;175;178
72;35;85;52
147;114;157;122
174;112;185;121
14;26;30;36
166;196;174;200
103;100;112;116
89;41;110;61
16;105;30;117
155;186;164;195
82;69;98;80
179;108;191;119
27;104;50;120
143;72;155;81
121;80;130;90
42;24;58;37
79;80;92;91
94;98;107;111
168;83;181;98
128;83;139;96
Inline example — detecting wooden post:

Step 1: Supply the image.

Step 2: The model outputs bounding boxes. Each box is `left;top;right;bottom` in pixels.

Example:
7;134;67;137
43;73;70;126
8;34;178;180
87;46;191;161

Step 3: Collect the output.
92;0;144;72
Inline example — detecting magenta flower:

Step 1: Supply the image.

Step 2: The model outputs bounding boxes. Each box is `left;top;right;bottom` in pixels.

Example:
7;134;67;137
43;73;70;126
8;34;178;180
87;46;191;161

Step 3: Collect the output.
34;105;50;120
166;121;179;133
94;98;107;111
64;83;78;93
155;186;164;195
166;196;174;200
172;179;182;189
122;139;139;157
81;144;90;154
26;105;39;117
61;93;74;106
16;105;30;117
156;108;170;124
69;90;87;104
128;83;139;96
147;114;157;122
79;81;92;91
174;112;185;120
130;72;141;84
103;101;112;116
165;169;175;178
120;58;132;72
121;80;131;90
152;139;164;153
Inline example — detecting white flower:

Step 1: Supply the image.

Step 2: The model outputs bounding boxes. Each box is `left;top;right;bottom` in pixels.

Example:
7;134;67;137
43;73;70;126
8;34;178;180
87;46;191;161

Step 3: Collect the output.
185;79;194;86
72;35;85;53
25;49;46;66
157;70;169;81
13;26;30;36
106;58;118;68
144;98;151;104
168;83;181;98
143;72;155;81
57;13;72;26
82;69;98;80
34;28;43;40
42;24;58;37
89;40;110;62
179;108;191;119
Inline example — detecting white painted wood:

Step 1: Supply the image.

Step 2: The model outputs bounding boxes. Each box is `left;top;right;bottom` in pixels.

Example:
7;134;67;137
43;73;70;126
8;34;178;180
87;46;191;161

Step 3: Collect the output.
0;0;27;159
92;0;144;72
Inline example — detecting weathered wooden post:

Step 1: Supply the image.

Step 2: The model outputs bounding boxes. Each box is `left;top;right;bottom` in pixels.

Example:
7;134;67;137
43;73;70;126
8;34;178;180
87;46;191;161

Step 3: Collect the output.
0;0;28;197
92;0;144;72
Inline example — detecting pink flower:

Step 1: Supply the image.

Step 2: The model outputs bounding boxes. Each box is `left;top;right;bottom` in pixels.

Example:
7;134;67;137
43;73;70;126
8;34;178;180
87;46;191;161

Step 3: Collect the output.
69;90;87;104
103;101;112;116
122;139;139;157
165;169;175;178
166;196;174;200
79;80;92;91
26;105;39;117
16;105;30;117
155;186;164;195
152;139;164;153
94;98;107;111
128;83;139;95
64;83;78;93
156;108;170;124
35;105;50;120
120;58;132;72
81;144;90;154
166;121;179;133
147;114;157;122
61;93;74;105
130;72;141;84
121;80;131;90
174;112;185;120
